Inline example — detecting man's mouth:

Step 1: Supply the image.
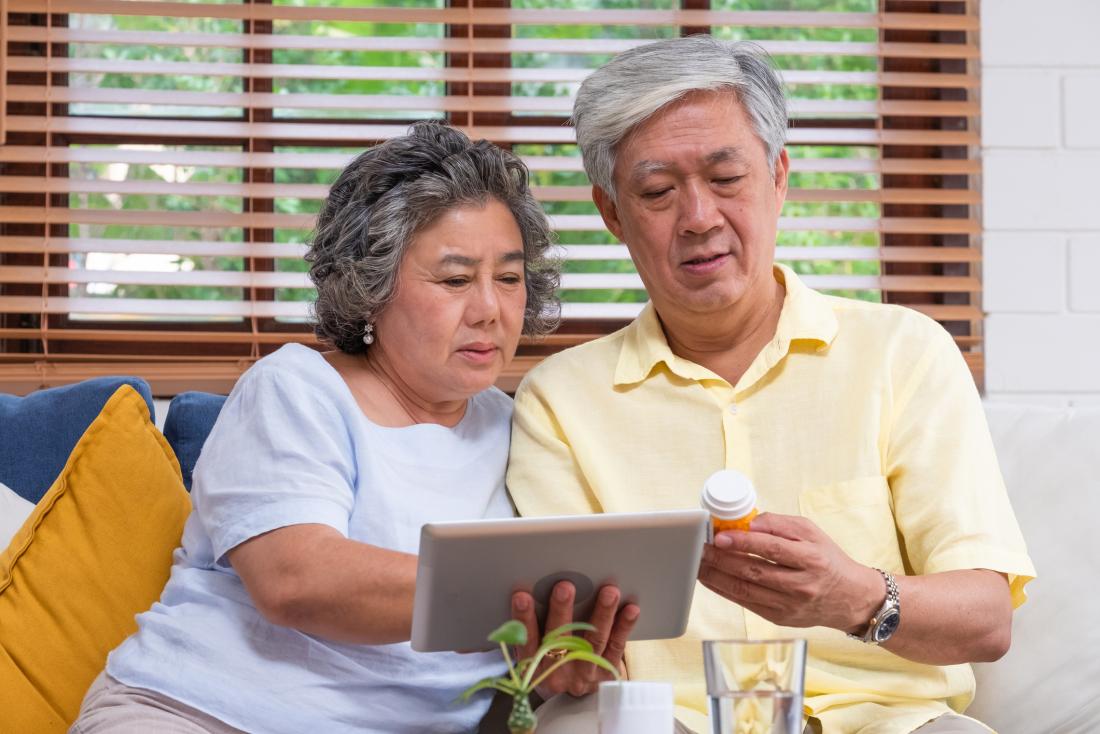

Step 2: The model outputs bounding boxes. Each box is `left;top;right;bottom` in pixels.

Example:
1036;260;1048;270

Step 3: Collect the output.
680;252;731;274
683;253;727;266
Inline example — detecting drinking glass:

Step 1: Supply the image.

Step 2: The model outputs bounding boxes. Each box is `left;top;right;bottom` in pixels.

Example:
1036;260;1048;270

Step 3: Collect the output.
702;639;807;734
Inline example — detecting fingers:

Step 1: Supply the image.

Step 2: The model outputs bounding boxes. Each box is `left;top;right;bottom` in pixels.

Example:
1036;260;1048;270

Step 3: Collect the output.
698;554;792;611
699;567;796;616
526;582;578;699
712;528;804;569
583;585;620;655
702;544;787;582
601;601;639;669
534;584;639;699
544;581;576;637
744;512;819;542
570;586;632;697
698;576;787;623
511;590;540;659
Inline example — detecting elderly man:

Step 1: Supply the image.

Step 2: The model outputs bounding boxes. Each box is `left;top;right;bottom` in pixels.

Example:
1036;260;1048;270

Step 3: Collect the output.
506;36;1034;734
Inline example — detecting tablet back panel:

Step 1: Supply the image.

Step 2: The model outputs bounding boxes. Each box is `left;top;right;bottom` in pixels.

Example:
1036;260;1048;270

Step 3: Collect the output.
411;510;709;652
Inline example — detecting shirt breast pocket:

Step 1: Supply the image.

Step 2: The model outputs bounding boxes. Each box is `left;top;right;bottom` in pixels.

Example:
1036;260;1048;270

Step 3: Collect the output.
796;476;905;574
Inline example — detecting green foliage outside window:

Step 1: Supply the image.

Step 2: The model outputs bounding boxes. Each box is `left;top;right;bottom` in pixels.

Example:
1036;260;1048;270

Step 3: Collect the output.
68;0;883;312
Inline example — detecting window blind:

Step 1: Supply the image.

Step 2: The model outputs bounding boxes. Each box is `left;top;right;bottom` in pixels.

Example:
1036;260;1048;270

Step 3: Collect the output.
0;0;981;394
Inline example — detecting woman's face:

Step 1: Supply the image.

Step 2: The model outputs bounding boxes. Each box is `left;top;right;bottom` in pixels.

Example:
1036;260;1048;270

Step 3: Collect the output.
372;198;529;403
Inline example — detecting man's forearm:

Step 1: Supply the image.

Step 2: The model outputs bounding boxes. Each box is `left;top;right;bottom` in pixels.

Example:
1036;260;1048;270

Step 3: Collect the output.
858;568;1013;665
701;515;1016;666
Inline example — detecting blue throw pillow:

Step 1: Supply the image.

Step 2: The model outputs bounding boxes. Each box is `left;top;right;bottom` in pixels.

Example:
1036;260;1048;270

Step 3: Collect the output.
0;377;155;504
162;392;227;491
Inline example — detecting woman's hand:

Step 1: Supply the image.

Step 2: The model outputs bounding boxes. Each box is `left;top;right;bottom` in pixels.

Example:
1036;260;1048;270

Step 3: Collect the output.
511;581;639;699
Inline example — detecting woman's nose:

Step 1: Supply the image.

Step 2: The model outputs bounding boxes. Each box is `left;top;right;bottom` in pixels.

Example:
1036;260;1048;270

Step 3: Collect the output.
467;279;501;325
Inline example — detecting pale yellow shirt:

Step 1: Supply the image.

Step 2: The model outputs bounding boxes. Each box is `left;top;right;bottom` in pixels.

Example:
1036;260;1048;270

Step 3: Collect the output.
507;264;1035;734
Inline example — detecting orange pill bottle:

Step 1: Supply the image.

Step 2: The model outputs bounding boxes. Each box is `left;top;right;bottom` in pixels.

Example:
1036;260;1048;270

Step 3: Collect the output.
700;469;759;538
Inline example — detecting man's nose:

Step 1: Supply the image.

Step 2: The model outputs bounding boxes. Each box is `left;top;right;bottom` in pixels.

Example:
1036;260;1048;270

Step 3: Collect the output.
678;181;724;237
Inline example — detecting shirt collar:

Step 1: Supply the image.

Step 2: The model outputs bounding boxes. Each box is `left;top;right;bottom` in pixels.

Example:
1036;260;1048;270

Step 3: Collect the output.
612;263;839;389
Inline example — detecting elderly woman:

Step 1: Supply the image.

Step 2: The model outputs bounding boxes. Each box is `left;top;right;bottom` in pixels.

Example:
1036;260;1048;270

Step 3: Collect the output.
69;122;561;734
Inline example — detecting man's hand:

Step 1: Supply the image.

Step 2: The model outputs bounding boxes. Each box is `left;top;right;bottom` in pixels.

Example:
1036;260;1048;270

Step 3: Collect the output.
511;581;639;698
698;512;882;633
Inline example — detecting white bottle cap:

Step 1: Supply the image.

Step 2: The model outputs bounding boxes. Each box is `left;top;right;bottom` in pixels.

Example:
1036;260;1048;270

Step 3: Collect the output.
598;681;674;734
700;469;757;521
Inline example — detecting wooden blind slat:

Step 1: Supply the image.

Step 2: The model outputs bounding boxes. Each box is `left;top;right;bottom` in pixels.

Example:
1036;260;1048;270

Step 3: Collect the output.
2;115;981;147
0;236;307;258
0;146;981;175
3;176;980;206
1;238;980;265
0;265;983;295
4;56;978;90
5;26;981;60
5;86;982;118
0;206;980;236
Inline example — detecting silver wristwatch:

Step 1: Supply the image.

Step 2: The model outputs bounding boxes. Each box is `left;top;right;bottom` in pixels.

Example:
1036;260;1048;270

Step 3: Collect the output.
848;568;900;645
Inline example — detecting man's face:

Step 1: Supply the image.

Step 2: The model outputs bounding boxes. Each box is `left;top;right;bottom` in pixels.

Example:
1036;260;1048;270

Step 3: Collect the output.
594;90;789;320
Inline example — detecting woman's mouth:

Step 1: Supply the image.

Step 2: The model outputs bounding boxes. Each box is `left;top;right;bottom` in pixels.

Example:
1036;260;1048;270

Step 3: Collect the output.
457;344;499;365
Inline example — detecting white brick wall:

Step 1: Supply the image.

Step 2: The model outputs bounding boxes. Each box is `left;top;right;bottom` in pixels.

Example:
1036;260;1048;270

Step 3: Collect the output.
982;0;1100;406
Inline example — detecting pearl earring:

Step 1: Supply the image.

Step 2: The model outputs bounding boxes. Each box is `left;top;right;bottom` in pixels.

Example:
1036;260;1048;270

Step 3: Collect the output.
362;323;375;346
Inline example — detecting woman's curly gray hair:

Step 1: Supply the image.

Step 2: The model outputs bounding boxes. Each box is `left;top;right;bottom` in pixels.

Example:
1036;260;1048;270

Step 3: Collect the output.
306;121;560;355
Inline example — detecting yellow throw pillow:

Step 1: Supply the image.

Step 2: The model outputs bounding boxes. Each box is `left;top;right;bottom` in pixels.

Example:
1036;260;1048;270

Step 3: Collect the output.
0;385;192;732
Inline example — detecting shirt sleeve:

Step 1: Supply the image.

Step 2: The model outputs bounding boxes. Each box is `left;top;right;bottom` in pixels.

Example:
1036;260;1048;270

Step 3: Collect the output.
192;363;356;564
506;374;602;517
886;324;1036;607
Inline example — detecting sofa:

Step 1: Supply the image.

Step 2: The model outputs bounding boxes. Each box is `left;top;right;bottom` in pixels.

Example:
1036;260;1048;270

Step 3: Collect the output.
1;379;1097;733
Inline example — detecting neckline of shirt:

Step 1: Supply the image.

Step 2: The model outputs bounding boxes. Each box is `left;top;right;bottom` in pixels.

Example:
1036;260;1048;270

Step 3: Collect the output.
280;342;491;437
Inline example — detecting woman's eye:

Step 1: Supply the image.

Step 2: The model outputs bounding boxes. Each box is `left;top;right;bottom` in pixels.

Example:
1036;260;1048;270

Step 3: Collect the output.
442;277;469;287
498;274;523;285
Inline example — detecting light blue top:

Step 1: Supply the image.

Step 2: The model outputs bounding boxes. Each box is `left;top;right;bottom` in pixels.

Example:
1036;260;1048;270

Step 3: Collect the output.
108;343;513;734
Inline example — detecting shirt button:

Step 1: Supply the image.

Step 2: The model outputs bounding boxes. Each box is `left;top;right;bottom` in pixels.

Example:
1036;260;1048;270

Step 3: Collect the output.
728;403;738;415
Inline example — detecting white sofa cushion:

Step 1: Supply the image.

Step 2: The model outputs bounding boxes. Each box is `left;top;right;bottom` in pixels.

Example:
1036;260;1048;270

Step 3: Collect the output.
968;403;1100;733
0;482;34;552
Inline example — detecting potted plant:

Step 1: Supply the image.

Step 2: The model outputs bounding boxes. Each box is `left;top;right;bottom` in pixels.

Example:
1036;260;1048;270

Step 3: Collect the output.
460;619;620;734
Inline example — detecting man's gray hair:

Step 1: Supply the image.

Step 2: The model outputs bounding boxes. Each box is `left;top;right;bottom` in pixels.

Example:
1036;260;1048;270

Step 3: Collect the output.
572;36;788;199
306;121;560;354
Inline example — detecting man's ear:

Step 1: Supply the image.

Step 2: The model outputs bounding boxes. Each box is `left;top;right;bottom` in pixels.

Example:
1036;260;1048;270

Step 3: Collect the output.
773;148;790;216
592;185;625;241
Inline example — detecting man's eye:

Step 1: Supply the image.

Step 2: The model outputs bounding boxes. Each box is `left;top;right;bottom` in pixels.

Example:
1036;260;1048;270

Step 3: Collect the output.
714;176;743;185
642;188;671;199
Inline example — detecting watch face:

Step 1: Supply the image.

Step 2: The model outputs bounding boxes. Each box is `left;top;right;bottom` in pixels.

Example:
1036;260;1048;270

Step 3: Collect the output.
874;608;901;643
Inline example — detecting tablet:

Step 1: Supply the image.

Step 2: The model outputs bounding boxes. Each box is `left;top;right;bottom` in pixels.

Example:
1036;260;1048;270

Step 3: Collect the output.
411;509;709;653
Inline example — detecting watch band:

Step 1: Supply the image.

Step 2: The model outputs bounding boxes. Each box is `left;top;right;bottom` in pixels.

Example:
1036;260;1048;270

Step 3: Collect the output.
848;568;900;645
878;568;899;611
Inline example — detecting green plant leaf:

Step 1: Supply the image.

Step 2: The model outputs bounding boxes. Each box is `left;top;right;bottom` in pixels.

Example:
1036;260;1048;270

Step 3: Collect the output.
560;651;621;677
513;658;535;679
528;650;621;691
542;621;596;644
488;620;528;647
535;636;595;659
459;675;520;701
